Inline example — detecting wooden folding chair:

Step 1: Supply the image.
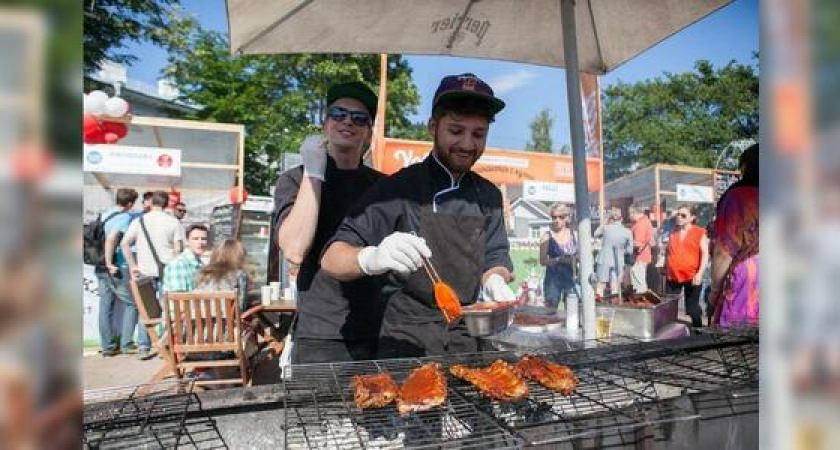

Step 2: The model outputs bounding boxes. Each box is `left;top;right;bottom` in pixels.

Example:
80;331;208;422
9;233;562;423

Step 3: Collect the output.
164;291;250;388
129;277;179;383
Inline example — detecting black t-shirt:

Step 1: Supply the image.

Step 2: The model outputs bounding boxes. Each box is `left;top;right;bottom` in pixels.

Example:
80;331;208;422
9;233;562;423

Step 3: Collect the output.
330;154;513;275
271;157;385;340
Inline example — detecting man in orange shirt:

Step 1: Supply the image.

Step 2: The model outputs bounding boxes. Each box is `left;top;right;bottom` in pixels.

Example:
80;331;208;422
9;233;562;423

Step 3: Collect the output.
665;205;710;327
628;207;653;294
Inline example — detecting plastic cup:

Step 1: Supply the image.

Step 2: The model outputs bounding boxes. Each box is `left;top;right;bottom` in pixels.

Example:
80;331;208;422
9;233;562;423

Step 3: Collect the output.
595;306;615;340
261;285;272;306
270;282;281;301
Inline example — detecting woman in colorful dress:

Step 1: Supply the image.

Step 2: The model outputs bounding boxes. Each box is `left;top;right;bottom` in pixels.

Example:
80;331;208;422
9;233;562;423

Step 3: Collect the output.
710;144;759;326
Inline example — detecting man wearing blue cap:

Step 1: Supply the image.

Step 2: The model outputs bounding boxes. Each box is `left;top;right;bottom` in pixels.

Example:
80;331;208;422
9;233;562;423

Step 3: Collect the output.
270;81;386;363
321;73;516;358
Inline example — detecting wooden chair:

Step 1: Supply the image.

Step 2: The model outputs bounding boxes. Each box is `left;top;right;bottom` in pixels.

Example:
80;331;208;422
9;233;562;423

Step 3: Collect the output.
164;291;250;387
129;277;179;383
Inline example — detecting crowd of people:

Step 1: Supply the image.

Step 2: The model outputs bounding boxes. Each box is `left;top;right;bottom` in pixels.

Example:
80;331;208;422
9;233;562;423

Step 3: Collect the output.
93;187;256;360
537;144;759;328
91;74;758;368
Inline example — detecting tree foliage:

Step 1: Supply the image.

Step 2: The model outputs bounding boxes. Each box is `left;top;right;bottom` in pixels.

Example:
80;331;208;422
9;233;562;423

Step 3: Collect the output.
157;15;422;194
525;108;554;152
602;59;758;181
83;0;180;72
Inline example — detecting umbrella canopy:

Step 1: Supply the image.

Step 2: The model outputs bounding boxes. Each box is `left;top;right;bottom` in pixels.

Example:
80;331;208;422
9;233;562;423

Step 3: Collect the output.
228;0;731;74
226;0;733;339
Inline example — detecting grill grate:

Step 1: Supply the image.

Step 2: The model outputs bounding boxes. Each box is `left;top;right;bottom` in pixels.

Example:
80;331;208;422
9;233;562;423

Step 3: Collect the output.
282;359;522;449
83;380;198;449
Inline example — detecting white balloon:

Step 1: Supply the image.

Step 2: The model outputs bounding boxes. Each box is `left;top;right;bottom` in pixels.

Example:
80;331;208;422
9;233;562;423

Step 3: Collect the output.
85;90;108;115
104;97;129;117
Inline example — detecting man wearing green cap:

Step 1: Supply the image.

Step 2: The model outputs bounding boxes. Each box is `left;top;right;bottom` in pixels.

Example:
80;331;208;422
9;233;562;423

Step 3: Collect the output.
321;73;516;358
269;81;385;363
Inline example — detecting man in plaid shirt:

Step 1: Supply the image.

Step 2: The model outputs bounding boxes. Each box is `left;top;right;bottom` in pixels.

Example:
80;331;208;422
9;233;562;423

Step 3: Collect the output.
163;224;209;292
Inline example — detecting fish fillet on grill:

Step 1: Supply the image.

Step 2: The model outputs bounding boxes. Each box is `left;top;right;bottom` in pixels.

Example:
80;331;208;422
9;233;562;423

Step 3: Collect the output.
450;360;529;401
353;373;399;409
514;355;578;396
396;363;447;416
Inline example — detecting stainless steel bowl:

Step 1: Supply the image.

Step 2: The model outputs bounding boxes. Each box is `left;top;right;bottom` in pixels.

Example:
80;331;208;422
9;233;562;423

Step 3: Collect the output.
463;303;515;337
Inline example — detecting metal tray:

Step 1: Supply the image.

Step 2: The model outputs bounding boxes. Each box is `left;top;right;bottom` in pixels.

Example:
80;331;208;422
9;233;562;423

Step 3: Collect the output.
462;303;515;337
600;293;680;340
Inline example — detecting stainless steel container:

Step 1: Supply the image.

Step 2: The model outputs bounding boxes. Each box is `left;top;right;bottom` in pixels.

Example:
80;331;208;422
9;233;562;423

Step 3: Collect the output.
463;304;515;337
602;293;680;340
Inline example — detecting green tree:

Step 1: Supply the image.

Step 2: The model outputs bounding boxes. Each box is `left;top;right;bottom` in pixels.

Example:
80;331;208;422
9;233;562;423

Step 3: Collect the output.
602;59;758;180
525;108;554;152
390;122;429;141
158;15;422;194
83;0;180;72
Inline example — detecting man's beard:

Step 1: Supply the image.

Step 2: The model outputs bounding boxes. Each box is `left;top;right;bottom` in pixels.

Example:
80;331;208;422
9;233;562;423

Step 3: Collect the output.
433;135;477;176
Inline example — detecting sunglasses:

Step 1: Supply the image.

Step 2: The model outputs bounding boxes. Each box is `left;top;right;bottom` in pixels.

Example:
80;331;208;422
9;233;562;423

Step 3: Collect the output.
676;213;689;218
176;209;187;214
551;215;568;219
327;106;371;127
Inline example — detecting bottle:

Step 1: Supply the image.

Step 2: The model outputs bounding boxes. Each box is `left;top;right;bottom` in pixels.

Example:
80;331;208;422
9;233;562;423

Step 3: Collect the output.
566;287;580;334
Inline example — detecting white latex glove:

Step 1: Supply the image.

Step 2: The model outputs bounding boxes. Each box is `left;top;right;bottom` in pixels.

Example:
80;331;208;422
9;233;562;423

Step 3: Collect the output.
481;273;516;303
300;134;327;181
357;232;432;276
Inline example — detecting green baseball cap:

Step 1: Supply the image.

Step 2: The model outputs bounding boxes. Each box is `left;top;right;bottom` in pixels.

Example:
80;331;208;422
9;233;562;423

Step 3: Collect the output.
327;81;378;117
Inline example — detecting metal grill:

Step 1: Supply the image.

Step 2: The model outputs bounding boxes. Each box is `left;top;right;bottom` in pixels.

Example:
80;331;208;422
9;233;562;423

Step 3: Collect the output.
282;330;758;449
442;351;698;446
282;359;522;449
83;380;198;449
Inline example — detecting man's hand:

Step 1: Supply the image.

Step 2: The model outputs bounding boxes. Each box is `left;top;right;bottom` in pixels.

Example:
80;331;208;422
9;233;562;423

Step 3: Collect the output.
356;232;431;276
106;264;119;276
129;265;141;280
691;273;703;286
300;134;328;181
482;273;516;303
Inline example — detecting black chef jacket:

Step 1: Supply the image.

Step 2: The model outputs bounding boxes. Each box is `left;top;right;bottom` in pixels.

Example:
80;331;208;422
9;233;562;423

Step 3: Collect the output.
270;156;385;340
330;154;513;299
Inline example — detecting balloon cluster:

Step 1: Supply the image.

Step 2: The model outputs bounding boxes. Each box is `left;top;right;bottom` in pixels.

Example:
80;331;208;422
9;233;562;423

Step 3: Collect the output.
83;90;131;144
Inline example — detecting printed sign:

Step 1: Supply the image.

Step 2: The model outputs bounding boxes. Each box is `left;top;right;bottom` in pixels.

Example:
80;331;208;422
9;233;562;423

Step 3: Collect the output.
523;180;576;203
676;184;714;203
84;144;182;177
374;138;602;191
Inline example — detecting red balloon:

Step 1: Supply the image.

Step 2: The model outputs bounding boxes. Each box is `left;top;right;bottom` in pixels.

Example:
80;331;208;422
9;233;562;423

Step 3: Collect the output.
83;114;106;144
230;187;248;204
101;121;128;139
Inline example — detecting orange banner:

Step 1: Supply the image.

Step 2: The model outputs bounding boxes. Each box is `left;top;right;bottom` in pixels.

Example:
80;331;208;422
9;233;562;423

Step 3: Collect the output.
375;138;602;191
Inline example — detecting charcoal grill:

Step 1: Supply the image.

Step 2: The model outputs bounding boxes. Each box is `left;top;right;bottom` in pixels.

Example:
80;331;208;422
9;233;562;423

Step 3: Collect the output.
83;380;198;449
281;329;758;448
83;328;758;448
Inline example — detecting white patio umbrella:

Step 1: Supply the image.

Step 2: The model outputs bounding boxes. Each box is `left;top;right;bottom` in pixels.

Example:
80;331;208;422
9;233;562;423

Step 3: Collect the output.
226;0;733;339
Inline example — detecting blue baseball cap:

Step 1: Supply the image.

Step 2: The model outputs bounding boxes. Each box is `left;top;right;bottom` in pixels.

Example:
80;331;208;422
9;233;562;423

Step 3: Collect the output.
432;73;505;114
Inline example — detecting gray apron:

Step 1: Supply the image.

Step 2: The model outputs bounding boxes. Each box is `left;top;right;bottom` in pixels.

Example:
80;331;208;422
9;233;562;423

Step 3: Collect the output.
378;187;486;358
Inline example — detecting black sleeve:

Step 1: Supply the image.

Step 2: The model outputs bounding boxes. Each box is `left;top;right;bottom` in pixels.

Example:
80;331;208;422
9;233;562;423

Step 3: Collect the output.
328;176;402;249
272;166;304;229
481;186;514;273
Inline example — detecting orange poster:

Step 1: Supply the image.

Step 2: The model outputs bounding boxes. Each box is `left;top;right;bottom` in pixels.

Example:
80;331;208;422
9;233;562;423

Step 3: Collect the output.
374;138;602;191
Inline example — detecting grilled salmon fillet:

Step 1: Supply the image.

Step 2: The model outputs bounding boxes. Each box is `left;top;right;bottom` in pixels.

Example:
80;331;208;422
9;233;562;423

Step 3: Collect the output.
514;355;578;396
353;372;399;409
396;363;447;416
450;360;529;401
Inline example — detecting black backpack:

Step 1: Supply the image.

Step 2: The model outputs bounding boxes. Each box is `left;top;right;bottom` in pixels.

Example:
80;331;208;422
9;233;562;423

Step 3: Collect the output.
83;212;120;267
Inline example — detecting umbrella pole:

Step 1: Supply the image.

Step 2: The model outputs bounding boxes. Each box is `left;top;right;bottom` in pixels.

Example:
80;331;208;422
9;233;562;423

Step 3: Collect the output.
561;0;596;340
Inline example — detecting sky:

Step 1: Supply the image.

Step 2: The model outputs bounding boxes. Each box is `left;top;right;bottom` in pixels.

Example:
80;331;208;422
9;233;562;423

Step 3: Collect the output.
120;0;759;151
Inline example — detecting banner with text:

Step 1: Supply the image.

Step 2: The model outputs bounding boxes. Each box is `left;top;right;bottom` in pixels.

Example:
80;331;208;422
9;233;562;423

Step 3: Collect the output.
84;144;182;177
375;138;602;191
